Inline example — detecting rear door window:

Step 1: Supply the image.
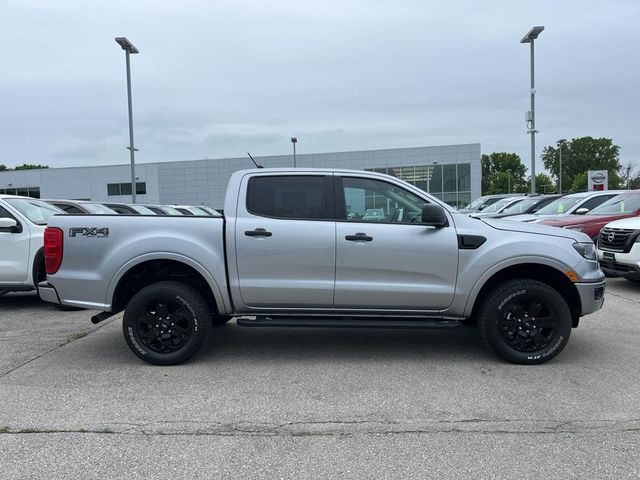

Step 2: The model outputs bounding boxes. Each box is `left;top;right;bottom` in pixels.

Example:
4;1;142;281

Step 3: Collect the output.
247;176;332;220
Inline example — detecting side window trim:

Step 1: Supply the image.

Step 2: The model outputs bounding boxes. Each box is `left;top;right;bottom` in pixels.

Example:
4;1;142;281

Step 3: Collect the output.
245;174;335;221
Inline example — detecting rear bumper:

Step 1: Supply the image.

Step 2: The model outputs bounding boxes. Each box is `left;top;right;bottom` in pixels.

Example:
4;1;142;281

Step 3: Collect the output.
575;281;605;316
37;282;61;304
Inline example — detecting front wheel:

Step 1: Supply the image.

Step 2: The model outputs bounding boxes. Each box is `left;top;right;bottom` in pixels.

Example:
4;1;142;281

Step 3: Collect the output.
477;279;572;364
122;281;211;365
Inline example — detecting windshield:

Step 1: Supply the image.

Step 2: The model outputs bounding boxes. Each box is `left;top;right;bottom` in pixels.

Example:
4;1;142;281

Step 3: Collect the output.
535;196;584;215
587;193;640;215
160;206;183;215
184;206;208;216
5;198;65;225
481;198;521;213
465;196;502;211
196;206;222;217
465;197;487;210
130;205;156;215
82;203;117;214
501;198;540;214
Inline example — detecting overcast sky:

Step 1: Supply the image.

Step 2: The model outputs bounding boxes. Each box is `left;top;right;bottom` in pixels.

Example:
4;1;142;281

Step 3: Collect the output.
1;0;638;174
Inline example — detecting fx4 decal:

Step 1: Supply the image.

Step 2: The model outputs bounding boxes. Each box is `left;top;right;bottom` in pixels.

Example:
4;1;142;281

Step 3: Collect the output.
69;227;109;238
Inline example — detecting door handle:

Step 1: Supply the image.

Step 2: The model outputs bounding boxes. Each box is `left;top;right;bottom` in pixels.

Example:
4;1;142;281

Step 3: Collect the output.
245;228;272;237
345;233;373;242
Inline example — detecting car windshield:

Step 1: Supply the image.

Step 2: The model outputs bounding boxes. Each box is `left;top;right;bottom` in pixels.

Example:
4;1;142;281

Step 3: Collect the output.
535;196;584;215
160;206;183;215
82;203;117;214
587;193;640;215
501;198;540;214
465;198;487;210
130;205;156;215
4;198;65;225
185;207;208;216
196;206;222;217
482;198;521;213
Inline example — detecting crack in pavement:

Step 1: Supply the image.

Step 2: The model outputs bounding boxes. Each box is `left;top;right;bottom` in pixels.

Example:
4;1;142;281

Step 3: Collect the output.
1;418;639;437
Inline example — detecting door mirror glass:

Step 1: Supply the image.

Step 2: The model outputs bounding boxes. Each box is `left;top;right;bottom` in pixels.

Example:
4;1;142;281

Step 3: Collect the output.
421;204;448;227
575;207;589;215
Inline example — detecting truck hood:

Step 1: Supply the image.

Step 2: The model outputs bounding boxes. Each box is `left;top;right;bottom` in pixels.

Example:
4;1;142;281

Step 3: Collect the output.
481;217;590;242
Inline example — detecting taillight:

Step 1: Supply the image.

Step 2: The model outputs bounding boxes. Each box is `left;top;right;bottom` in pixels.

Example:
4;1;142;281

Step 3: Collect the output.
44;227;63;275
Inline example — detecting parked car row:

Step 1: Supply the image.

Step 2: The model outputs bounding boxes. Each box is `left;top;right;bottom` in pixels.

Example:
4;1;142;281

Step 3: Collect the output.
43;199;221;217
0;194;221;297
464;189;640;283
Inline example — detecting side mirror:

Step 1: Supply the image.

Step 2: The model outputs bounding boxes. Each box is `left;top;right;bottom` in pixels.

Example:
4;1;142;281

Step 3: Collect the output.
0;217;19;232
422;204;449;228
575;207;589;215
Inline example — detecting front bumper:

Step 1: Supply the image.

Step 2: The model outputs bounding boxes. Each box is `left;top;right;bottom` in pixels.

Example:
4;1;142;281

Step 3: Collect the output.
575;280;605;316
38;281;61;304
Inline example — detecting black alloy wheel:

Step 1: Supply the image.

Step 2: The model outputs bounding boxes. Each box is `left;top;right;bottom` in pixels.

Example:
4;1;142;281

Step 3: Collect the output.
477;278;572;364
498;295;558;353
134;301;193;354
123;281;211;365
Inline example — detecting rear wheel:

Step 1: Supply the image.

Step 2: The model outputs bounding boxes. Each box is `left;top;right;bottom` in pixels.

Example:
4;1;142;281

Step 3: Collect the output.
122;281;211;365
477;279;572;364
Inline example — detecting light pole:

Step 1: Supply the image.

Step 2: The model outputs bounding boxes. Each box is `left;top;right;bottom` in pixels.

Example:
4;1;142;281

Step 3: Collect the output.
521;26;544;194
507;169;512;194
115;37;139;203
291;137;297;167
556;139;566;193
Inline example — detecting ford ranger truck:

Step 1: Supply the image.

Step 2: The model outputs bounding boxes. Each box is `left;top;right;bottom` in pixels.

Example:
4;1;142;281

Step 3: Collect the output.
39;169;606;365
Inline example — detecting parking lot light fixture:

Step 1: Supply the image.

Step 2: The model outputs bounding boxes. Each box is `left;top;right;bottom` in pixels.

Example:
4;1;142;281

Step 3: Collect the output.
115;36;139;203
521;26;544;194
291;137;298;167
557;139;566;194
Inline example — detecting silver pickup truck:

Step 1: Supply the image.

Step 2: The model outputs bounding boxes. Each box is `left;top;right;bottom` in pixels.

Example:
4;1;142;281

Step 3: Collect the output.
40;168;605;365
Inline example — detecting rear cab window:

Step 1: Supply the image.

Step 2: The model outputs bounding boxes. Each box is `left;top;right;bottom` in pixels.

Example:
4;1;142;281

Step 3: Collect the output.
246;175;333;220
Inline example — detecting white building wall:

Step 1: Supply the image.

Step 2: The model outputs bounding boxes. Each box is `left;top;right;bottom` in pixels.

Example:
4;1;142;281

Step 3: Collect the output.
0;144;481;209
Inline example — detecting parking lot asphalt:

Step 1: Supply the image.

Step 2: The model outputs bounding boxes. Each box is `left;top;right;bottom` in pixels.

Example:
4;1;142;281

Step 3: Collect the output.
1;279;639;479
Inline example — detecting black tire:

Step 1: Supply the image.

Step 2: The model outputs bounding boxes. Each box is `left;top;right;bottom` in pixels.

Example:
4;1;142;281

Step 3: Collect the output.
122;281;211;365
477;279;572;365
211;315;232;326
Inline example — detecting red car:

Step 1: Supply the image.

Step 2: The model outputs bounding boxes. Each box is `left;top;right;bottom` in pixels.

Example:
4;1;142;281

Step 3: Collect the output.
539;191;640;240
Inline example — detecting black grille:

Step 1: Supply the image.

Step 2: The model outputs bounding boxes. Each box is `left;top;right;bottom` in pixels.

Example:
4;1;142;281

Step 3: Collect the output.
598;228;639;253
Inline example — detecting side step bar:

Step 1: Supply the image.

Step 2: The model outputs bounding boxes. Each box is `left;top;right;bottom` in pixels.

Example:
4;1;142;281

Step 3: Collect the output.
236;316;462;329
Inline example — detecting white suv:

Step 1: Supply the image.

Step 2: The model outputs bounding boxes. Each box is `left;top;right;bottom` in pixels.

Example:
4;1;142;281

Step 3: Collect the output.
0;195;65;295
596;217;640;282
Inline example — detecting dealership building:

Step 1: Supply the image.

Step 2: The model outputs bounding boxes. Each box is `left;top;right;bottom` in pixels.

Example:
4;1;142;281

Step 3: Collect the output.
0;143;481;209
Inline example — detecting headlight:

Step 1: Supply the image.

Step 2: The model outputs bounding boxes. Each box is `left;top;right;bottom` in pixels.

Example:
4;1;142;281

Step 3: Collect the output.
573;242;597;261
564;226;585;232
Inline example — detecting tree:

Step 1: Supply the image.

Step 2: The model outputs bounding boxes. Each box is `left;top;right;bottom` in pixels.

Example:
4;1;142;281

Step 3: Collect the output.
481;152;527;194
541;137;622;190
13;164;49;170
0;164;7;171
619;161;640;189
534;173;556;193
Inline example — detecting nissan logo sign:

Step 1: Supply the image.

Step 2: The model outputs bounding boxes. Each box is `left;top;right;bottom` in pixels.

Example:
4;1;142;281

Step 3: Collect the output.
607;231;616;242
591;172;606;183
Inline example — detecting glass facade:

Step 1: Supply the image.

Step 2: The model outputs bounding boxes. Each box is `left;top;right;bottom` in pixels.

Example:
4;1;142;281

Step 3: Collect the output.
0;186;40;198
107;182;146;196
367;163;471;208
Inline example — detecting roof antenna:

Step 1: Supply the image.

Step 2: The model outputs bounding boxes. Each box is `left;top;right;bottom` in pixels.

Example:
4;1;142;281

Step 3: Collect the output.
247;152;263;168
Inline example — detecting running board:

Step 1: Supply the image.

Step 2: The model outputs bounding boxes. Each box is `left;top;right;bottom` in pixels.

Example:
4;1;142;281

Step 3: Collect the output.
236;316;462;329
